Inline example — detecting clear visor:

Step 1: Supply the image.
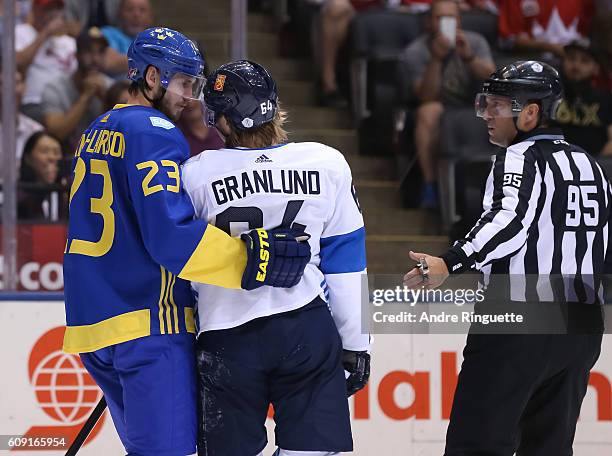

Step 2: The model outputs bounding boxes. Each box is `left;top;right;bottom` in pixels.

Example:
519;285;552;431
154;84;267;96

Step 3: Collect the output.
203;104;217;127
166;72;206;101
475;93;517;118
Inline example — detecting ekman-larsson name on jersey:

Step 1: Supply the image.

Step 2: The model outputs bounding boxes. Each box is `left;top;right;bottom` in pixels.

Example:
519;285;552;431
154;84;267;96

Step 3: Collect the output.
212;169;321;205
75;128;126;159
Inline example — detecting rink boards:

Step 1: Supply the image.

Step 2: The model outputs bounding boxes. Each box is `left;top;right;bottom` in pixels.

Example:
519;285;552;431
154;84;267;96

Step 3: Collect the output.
1;299;610;455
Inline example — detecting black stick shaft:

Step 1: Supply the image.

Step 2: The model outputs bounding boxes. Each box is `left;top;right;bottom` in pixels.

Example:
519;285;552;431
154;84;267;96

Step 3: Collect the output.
65;396;107;456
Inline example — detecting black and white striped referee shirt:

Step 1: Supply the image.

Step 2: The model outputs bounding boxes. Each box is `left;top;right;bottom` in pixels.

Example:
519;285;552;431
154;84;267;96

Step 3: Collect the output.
441;128;612;302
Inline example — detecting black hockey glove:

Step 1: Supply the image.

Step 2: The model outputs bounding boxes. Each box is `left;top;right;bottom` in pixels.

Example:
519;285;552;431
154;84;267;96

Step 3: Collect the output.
241;228;311;290
343;350;371;397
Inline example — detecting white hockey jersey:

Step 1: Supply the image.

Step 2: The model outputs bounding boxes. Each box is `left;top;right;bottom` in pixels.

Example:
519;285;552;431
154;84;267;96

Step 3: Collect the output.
181;142;369;351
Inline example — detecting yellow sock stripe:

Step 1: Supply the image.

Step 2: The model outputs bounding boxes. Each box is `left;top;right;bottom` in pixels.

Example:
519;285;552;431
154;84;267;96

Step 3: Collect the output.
158;266;167;334
164;271;173;334
169;274;179;334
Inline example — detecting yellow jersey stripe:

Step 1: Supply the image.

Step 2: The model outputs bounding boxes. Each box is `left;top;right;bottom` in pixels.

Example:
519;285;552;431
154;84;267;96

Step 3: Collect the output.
158;266;167;334
185;307;196;334
164;272;173;334
63;309;151;353
169;274;179;334
178;224;246;289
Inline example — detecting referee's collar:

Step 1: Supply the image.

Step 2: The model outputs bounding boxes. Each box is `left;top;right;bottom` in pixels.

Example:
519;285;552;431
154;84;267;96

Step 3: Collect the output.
511;127;565;146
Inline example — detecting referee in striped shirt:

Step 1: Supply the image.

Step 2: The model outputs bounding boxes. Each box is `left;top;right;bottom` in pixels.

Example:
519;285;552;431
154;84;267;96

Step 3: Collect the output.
404;61;605;455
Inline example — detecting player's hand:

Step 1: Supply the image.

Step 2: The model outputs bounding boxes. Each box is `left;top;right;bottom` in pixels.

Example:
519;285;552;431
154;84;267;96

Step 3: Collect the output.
240;228;311;290
403;250;449;289
343;350;370;397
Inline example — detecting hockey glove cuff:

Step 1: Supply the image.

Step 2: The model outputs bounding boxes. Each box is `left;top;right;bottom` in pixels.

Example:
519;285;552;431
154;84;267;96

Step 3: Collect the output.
241;228;311;290
343;349;371;397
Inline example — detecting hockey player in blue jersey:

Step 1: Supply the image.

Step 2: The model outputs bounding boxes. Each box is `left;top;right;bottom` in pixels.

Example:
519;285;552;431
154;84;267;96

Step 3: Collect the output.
181;60;371;456
63;30;311;456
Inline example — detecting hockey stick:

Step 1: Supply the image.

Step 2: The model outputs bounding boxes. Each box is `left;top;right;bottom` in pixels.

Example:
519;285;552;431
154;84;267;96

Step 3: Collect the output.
65;396;107;456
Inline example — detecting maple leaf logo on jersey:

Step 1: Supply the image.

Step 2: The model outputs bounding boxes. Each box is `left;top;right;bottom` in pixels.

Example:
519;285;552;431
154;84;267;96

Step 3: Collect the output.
255;154;273;163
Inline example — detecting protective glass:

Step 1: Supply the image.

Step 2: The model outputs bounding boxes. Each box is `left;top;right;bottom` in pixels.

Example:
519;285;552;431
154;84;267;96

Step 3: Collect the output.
165;72;206;101
475;93;517;118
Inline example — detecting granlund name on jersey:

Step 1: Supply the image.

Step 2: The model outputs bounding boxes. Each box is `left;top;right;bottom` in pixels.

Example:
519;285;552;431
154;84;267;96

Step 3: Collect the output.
182;142;370;351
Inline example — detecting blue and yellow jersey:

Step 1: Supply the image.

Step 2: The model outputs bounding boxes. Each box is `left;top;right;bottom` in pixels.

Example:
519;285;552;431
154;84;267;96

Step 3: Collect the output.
62;104;247;354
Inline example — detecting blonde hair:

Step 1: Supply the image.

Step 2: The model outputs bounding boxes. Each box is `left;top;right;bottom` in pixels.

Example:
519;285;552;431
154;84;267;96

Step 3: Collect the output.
225;106;289;149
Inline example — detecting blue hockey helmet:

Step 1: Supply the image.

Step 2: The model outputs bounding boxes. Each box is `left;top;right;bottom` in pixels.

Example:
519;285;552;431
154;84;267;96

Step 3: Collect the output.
204;60;278;130
127;27;205;100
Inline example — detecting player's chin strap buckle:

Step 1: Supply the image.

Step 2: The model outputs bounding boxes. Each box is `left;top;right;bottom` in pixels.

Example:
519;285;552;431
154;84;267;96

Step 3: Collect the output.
416;258;429;283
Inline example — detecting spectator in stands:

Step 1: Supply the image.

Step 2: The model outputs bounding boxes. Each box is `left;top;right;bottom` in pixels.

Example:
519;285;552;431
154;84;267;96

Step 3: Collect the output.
103;0;153;53
398;0;498;13
498;0;595;59
0;0;33;28
319;0;384;107
399;0;463;12
15;0;77;123
401;0;495;208
176;100;225;156
18;131;68;221
104;80;131;111
0;69;44;168
555;39;612;156
591;11;612;90
100;0;154;75
64;0;122;30
41;27;112;154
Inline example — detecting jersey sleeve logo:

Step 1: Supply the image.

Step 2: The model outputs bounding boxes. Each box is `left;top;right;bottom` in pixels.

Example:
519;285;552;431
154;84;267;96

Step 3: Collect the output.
149;116;175;130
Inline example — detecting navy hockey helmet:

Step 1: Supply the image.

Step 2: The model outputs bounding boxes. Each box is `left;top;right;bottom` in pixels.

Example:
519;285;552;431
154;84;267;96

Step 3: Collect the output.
475;60;564;120
204;60;278;130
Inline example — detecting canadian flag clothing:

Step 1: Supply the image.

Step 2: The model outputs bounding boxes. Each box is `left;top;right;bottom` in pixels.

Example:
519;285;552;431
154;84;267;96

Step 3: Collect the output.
498;0;594;44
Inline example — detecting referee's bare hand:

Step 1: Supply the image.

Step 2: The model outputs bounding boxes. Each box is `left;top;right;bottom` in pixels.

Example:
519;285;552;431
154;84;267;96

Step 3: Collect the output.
403;251;449;289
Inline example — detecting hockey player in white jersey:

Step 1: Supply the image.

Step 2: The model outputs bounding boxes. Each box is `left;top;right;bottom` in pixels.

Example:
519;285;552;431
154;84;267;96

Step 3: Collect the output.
181;60;370;456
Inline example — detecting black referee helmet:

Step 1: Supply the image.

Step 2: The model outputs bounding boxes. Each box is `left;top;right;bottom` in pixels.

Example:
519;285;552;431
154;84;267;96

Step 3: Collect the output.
476;60;564;121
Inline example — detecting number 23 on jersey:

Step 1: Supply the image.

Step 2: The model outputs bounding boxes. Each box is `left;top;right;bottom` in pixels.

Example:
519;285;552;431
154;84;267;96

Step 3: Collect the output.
66;157;181;257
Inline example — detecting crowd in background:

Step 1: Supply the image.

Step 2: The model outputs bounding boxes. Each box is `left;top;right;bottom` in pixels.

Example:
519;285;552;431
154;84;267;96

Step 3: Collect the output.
1;0;222;222
2;0;612;224
297;0;612;212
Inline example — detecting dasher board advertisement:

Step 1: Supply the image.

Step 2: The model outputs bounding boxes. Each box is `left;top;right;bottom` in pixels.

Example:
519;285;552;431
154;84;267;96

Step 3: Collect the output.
1;299;610;455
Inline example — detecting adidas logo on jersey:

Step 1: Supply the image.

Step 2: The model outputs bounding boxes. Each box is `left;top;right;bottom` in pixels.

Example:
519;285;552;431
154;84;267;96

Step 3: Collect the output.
255;154;273;163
